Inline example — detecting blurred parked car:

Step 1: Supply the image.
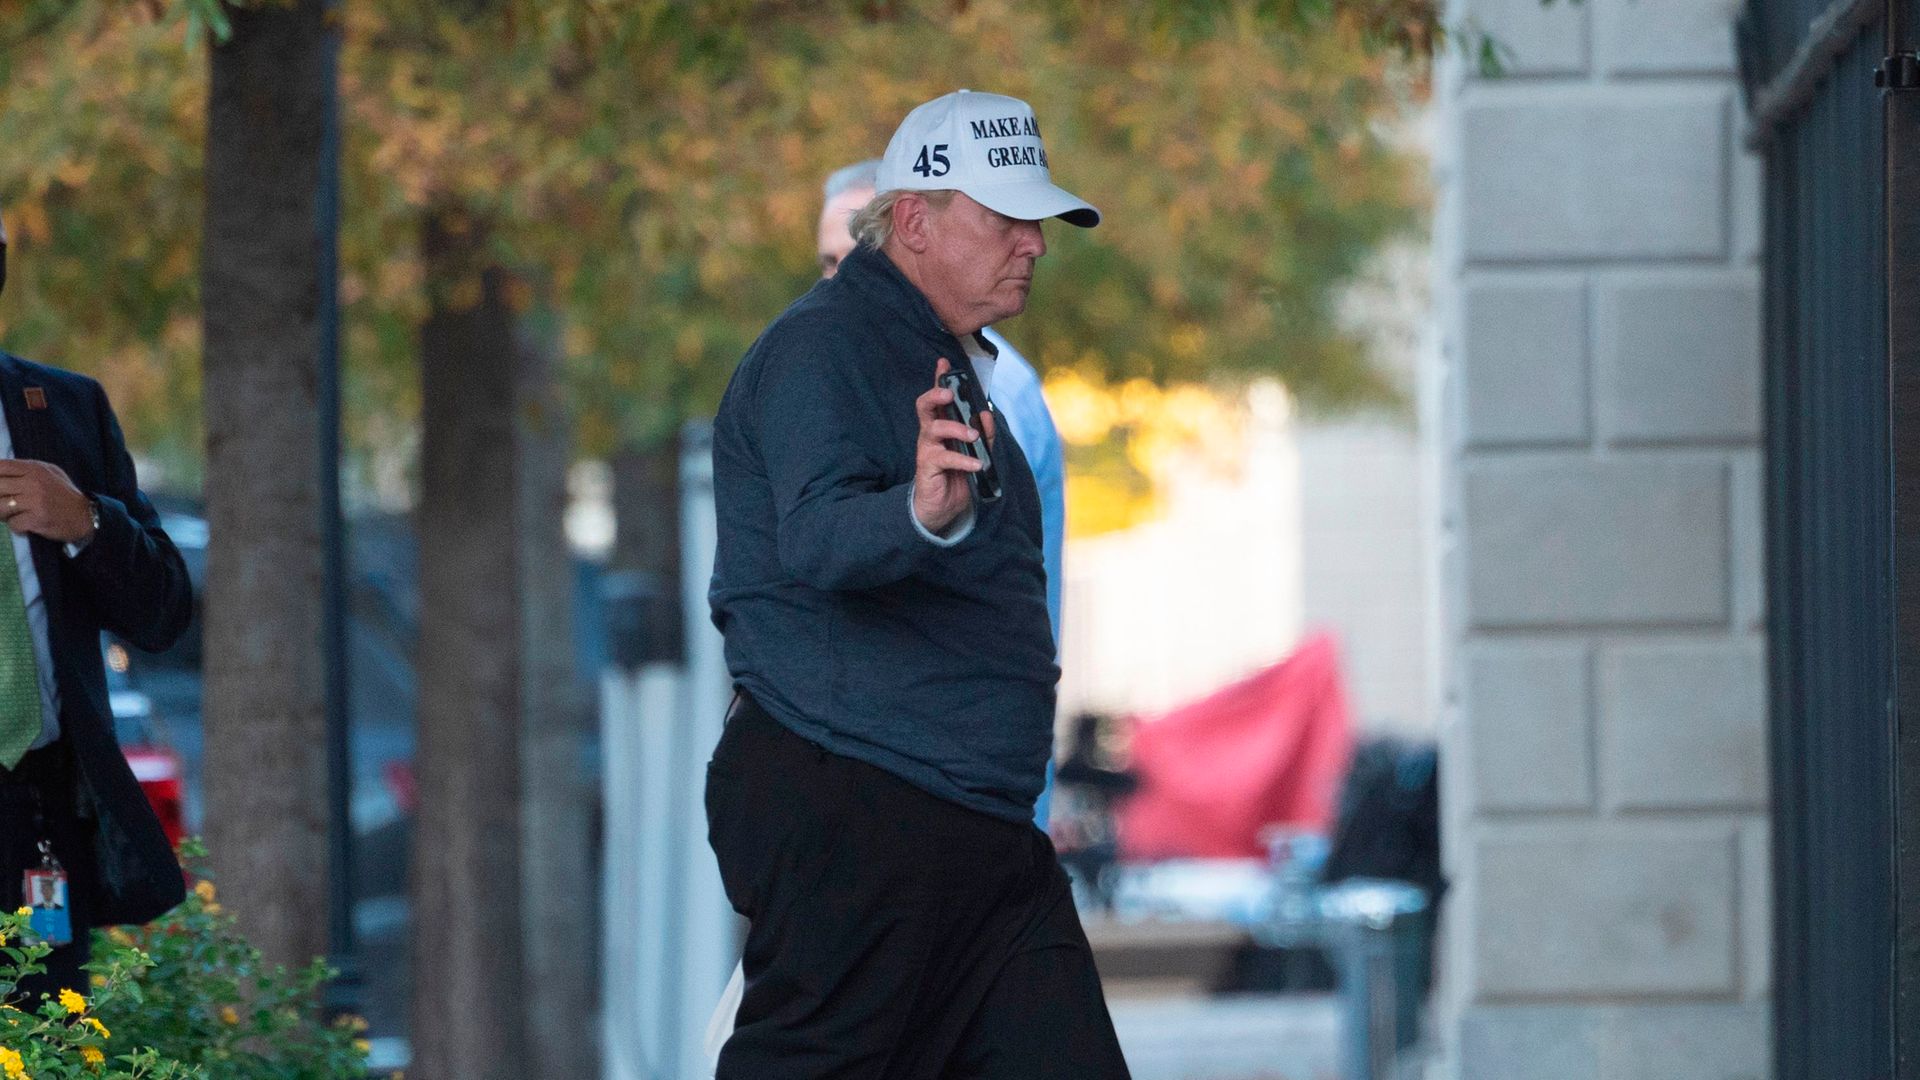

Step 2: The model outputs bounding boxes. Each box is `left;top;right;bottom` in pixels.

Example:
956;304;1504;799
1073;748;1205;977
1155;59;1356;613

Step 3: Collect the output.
106;639;186;849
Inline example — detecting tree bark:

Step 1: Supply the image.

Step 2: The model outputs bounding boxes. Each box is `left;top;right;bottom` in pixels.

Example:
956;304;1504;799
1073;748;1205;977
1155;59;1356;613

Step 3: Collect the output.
411;207;527;1080
516;318;598;1080
412;212;592;1079
200;0;329;970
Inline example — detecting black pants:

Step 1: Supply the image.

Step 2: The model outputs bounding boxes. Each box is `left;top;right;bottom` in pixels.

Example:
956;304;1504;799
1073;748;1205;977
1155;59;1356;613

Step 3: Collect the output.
1;741;94;1005
705;692;1131;1080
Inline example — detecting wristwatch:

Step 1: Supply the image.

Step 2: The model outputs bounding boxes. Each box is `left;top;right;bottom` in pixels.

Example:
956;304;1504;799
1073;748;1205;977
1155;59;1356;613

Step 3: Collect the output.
64;497;101;558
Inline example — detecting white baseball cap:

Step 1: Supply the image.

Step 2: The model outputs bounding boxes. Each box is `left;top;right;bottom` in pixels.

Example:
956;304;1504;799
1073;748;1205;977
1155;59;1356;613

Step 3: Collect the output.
875;90;1100;228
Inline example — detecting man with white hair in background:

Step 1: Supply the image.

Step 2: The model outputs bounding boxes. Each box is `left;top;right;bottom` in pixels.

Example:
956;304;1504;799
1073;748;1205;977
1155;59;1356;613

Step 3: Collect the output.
820;156;1067;830
704;90;1131;1077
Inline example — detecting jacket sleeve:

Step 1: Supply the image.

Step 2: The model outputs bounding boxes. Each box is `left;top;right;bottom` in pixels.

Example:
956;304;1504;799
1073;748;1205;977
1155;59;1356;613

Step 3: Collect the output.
757;336;968;592
67;379;193;652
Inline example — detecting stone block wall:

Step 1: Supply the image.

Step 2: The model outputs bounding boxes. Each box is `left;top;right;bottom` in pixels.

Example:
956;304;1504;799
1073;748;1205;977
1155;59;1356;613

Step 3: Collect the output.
1430;0;1770;1072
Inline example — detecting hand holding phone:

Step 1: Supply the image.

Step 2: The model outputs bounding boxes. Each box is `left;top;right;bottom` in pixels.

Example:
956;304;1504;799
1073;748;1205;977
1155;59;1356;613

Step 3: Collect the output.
938;369;1002;503
913;358;1000;535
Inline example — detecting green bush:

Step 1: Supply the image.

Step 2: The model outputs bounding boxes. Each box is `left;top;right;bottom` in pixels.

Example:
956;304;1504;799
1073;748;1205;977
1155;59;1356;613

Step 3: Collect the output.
0;840;369;1080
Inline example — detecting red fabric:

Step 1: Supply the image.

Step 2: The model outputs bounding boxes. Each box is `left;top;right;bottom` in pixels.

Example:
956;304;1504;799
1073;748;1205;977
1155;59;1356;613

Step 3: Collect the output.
1118;632;1355;860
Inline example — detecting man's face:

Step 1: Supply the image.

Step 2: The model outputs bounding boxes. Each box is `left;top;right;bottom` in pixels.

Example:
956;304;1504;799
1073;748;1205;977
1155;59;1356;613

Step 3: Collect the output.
817;186;871;278
917;193;1046;332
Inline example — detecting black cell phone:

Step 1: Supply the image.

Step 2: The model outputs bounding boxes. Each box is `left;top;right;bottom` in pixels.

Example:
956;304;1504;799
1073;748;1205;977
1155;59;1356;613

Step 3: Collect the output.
938;369;1002;503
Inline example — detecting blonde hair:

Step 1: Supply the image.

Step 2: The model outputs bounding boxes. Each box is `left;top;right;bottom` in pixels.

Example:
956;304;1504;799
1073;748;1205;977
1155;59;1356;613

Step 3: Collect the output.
848;189;957;249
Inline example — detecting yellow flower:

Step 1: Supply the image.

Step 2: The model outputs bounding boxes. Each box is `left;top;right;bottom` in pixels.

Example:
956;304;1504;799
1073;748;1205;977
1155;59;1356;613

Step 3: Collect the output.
57;988;86;1015
89;974;105;988
220;1005;239;1026
80;1046;103;1069
194;880;216;903
11;907;26;917
83;1017;110;1039
0;1045;26;1080
203;901;223;916
353;1040;371;1055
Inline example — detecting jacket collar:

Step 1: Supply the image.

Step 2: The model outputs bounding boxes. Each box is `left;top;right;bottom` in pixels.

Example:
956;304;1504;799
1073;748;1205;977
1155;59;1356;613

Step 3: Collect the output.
835;244;958;348
0;350;28;390
0;351;47;460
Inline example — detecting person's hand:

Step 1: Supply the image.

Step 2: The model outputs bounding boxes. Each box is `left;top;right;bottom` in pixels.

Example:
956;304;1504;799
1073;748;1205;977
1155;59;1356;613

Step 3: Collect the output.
912;357;996;536
0;459;94;543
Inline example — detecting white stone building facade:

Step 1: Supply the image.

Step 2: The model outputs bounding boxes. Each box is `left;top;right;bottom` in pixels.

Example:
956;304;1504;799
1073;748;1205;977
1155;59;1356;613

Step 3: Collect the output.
1430;0;1773;1073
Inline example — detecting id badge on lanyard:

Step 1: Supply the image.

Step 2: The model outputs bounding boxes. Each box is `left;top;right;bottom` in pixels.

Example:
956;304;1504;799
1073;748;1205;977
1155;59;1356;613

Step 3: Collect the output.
24;838;72;947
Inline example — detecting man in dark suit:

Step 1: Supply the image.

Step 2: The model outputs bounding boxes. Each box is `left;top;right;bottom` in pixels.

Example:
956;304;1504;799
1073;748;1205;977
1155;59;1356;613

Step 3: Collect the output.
0;208;195;1003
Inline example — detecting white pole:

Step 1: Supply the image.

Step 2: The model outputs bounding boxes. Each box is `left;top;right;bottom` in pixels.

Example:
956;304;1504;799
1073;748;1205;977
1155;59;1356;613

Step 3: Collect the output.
633;662;684;1073
674;421;736;1079
600;657;687;1079
598;668;638;1080
599;422;739;1080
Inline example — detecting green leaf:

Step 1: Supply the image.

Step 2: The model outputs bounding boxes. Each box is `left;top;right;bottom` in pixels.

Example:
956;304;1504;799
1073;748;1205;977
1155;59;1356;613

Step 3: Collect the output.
177;0;235;45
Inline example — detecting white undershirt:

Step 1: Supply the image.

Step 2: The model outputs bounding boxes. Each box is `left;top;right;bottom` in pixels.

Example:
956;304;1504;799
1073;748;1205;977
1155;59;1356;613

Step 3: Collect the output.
963;333;997;397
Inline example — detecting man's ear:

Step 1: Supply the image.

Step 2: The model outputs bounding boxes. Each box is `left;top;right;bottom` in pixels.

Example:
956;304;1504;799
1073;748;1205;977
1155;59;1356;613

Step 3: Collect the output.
893;194;931;254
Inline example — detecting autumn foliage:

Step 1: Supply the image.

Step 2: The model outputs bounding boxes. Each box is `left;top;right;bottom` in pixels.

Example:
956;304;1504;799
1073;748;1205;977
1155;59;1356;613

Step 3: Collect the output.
0;0;1425;489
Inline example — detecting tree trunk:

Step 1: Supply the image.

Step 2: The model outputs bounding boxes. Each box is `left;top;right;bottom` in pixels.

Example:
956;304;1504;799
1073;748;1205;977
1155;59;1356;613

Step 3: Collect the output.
200;0;329;970
516;319;598;1080
411;207;527;1080
413;212;592;1079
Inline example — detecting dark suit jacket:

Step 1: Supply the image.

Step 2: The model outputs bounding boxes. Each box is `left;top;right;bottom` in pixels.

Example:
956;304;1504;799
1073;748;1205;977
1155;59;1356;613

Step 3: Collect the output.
0;351;193;926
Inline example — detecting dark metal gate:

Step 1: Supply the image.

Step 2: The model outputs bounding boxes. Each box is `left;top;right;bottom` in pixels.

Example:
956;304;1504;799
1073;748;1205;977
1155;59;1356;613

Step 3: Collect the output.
1741;0;1920;1072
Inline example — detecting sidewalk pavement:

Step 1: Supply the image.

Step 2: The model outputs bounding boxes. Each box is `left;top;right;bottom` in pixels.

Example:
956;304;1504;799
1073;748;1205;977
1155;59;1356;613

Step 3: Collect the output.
1108;992;1343;1080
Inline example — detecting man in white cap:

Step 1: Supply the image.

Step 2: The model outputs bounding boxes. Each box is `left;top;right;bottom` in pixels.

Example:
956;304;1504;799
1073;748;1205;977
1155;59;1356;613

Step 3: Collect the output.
705;91;1131;1077
818;155;1067;830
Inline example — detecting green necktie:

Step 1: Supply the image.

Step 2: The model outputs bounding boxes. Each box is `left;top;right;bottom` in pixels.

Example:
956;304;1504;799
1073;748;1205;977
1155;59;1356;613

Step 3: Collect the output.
0;536;44;770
